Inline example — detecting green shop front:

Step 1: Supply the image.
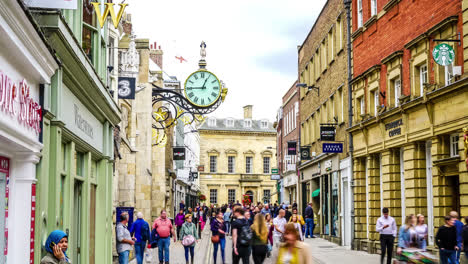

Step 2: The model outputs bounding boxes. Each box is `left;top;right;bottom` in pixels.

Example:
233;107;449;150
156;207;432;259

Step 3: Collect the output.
32;9;120;264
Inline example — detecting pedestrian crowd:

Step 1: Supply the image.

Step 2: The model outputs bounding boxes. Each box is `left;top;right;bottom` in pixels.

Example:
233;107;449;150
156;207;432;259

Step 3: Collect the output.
376;207;468;264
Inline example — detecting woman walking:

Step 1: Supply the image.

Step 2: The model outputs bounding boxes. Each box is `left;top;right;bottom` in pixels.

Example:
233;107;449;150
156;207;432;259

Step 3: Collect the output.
199;208;207;233
41;230;71;264
397;214;418;255
289;214;304;241
415;214;428;250
275;223;312;264
175;209;185;240
265;213;274;257
223;208;232;235
251;213;269;264
180;214;199;264
211;211;227;264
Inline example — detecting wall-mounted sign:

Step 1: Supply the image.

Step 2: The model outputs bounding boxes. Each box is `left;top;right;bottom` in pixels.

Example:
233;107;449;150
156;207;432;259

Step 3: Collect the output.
300;147;311;160
118;77;136;99
271;174;281;180
433;43;455;66
271;168;279;174
325;159;332;171
320;126;335;141
190;172;199;179
26;0;77;9
0;73;42;134
173;147;186;160
385;119;403;137
323;143;343;153
92;3;128;29
116;207;134;228
287;141;297;155
197;165;205;172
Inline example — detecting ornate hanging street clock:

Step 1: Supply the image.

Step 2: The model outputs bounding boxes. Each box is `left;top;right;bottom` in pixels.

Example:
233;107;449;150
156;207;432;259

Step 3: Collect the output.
184;70;221;107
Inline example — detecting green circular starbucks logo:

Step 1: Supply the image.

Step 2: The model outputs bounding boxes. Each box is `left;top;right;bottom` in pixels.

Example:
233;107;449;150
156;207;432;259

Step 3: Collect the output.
433;43;455;66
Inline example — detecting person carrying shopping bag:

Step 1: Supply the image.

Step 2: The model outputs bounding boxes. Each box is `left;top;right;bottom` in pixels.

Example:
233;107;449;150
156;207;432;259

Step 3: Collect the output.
211;211;227;264
180;214;199;264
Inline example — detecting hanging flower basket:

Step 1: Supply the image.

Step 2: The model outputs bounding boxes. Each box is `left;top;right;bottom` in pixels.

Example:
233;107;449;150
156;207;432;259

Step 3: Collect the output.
242;194;251;206
199;194;206;201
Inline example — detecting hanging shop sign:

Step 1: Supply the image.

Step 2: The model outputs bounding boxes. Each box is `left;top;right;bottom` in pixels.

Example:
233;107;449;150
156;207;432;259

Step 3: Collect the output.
385;119;403;137
26;0;77;9
173;147;186;160
118;77;136;99
323;143;343;153
197;165;205;172
433;43;455;66
300;147;311;160
271;168;279;174
325;159;333;171
271;174;281;180
0;73;42;134
190;172;199;179
92;3;128;29
287;141;297;155
320;126;335;141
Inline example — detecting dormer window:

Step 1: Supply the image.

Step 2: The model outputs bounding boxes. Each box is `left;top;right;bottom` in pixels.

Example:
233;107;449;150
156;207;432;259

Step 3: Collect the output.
260;120;268;129
226;119;234;127
208;118;216;127
244;120;252;128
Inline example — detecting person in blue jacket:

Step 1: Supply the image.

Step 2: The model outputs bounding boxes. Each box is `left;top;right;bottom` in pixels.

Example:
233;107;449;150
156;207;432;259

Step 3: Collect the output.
450;211;463;264
130;212;151;264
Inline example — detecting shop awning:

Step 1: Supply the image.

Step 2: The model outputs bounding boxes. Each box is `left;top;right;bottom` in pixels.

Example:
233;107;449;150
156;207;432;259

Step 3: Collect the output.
312;188;320;197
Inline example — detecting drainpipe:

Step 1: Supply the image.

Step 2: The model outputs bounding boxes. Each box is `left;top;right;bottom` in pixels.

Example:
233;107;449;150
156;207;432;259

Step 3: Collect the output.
344;0;355;250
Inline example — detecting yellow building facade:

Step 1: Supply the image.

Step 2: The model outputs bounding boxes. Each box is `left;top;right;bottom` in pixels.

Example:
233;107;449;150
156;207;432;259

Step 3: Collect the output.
198;106;278;206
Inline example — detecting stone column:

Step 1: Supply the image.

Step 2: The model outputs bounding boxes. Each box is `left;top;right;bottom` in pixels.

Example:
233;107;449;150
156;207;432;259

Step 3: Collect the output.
382;149;403;225
353;157;367;241
367;155;381;241
459;130;468;217
431;136;450;228
403;143;427;216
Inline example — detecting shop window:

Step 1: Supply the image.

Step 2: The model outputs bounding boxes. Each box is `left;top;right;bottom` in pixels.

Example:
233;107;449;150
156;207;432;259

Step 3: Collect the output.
357;0;363;27
246;157;253;173
228;189;236;204
62;143;67;172
450;134;459;157
418;64;428;96
210;156;217;173
263;190;271;204
210;189;217;204
76;152;85;177
371;0;377;16
82;0;97;63
228;156;235;173
263;157;270;174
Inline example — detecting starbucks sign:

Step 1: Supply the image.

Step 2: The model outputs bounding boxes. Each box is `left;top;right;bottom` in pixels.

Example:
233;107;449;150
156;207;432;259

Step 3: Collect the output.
433;43;455;66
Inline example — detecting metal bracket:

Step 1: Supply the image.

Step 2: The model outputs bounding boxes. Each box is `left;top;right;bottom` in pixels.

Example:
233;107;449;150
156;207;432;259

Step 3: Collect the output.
432;32;461;46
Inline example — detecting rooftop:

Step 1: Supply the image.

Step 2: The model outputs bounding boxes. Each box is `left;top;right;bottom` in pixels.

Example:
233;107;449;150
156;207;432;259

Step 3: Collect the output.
198;117;276;133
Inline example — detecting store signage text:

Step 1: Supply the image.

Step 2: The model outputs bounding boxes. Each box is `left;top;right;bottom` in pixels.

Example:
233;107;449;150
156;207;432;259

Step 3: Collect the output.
173;147;186;160
320;126;336;141
92;2;128;29
323;143;343;153
0;73;42;134
287;141;297;155
385;119;403;137
74;105;94;139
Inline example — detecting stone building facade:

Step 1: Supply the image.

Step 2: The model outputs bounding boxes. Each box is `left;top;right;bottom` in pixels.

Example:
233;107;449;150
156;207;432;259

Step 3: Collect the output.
297;0;352;246
198;106;278;206
349;0;468;254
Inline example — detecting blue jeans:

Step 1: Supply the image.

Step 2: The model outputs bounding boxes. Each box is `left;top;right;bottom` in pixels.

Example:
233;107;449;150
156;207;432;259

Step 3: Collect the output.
184;246;195;262
213;237;226;264
158;237;171;263
134;242;146;264
305;218;314;238
440;249;457;264
225;222;230;235
118;250;130;264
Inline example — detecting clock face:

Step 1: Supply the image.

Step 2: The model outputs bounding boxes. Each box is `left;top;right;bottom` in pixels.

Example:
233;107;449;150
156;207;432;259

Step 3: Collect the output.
184;70;221;107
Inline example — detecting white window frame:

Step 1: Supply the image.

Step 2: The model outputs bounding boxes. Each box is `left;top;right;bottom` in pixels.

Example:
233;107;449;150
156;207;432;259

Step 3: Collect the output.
359;97;365;116
419;64;428;96
365;158;369;239
263;157;270;174
358;0;363;27
371;0;377;16
228;156;235;173
228;189;236;204
209;118;216;127
450;133;459;157
426;141;434;245
226;119;234;127
445;63;454;86
210;189;217;204
246;156;253;174
244;119;252;128
210;156;217;173
394;78;401;107
374;90;379;116
261;121;268;129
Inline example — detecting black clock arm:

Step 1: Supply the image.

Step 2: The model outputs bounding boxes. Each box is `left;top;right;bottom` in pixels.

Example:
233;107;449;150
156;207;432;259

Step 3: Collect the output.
186;87;205;89
201;76;209;89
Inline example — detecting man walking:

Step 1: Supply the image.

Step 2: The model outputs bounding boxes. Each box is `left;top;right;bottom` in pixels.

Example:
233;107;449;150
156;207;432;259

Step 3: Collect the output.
376;207;397;264
261;204;271;215
273;209;287;249
304;202;315;238
232;207;252;264
436;215;459;264
450;211;463;263
129;212;150;264
116;212;135;264
153;210;176;264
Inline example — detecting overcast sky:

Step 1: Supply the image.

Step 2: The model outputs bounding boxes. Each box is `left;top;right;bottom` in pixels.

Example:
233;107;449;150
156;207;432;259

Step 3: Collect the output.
127;0;326;121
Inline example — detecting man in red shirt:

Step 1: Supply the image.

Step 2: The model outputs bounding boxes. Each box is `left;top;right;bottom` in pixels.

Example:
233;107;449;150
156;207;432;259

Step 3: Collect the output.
153;210;176;264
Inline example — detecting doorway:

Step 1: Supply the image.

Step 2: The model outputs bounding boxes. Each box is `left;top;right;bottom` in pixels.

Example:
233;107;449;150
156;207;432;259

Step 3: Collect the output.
73;181;83;263
447;176;460;213
245;190;254;205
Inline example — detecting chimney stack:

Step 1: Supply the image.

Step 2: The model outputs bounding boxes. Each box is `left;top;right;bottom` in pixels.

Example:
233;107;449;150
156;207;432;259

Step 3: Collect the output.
243;105;253;119
149;41;163;69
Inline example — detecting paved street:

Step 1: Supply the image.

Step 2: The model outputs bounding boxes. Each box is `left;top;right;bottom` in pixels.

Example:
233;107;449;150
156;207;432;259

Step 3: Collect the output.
132;223;380;264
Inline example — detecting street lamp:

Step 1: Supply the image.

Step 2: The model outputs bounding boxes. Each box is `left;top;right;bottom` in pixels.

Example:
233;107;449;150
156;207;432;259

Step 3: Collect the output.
296;83;319;96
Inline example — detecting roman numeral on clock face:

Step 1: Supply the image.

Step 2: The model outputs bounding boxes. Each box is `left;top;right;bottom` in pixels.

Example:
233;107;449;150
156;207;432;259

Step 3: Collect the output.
189;80;194;84
194;74;198;80
213;86;219;90
188;92;194;98
211;92;217;97
201;98;205;105
201;72;205;78
211;80;217;84
194;97;199;103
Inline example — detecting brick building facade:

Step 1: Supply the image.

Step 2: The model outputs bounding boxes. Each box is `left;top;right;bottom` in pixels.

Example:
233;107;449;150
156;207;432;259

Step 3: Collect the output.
349;0;468;254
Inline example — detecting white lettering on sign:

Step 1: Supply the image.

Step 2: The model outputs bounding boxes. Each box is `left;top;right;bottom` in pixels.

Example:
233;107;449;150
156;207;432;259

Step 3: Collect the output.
0;72;42;134
74;105;94;139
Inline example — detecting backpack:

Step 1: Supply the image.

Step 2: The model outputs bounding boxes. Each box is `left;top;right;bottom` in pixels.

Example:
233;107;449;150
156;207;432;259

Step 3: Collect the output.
239;220;253;246
150;228;160;248
141;221;150;242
